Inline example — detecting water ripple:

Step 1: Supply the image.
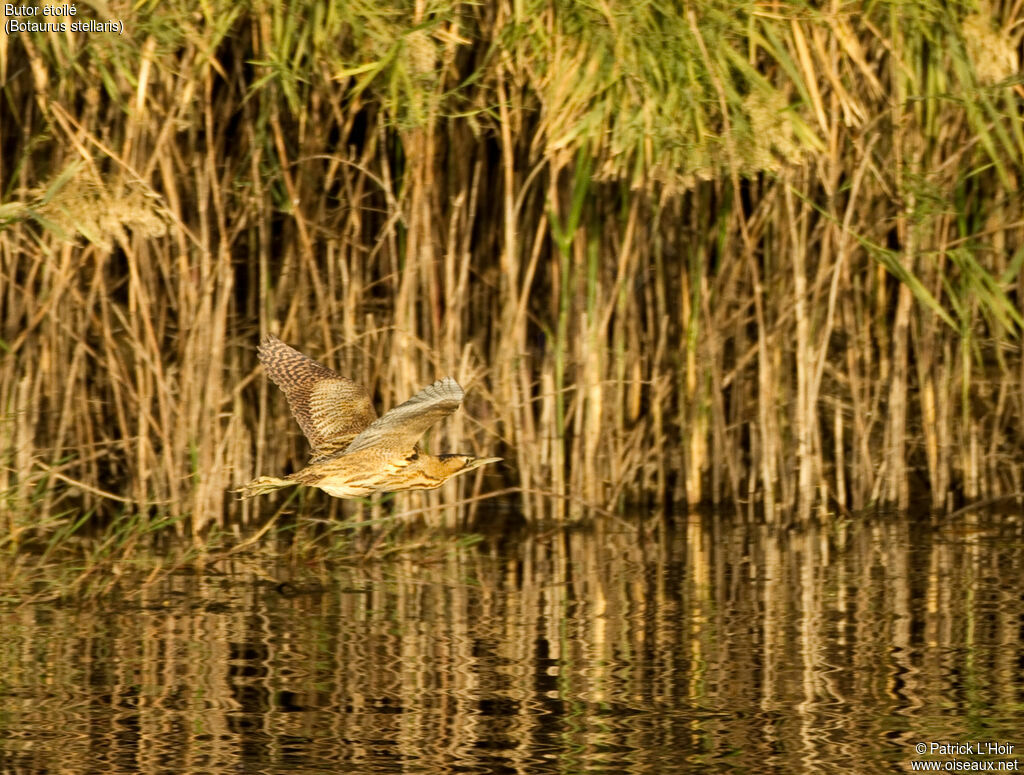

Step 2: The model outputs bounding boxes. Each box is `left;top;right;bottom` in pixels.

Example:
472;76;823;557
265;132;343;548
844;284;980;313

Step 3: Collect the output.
1;512;1022;773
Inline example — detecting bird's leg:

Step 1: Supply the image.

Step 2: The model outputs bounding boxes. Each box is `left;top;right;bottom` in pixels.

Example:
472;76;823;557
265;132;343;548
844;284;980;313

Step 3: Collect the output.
235;475;298;499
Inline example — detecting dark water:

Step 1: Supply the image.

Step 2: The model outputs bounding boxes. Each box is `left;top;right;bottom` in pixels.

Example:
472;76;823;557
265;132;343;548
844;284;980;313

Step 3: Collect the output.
2;512;1023;774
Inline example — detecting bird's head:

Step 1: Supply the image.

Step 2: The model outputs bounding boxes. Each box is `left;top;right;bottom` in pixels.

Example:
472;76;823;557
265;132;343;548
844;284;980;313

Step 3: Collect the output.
436;453;502;479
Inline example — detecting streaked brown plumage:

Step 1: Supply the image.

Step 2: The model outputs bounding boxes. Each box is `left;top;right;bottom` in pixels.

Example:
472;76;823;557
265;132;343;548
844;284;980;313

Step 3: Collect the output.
238;335;500;499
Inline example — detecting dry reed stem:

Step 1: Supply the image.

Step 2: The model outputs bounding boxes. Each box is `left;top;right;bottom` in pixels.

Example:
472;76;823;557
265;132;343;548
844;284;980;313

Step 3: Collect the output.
0;1;1022;547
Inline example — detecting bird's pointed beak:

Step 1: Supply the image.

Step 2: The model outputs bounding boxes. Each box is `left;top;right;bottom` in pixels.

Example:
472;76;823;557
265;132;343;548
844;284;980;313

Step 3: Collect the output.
465;456;502;471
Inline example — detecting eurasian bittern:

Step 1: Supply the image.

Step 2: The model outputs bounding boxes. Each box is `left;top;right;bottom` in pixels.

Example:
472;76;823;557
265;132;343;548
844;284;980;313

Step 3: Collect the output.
238;335;500;499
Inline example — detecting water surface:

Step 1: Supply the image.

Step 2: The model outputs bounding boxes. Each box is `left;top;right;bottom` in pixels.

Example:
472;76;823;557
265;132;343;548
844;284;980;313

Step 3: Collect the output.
2;511;1022;773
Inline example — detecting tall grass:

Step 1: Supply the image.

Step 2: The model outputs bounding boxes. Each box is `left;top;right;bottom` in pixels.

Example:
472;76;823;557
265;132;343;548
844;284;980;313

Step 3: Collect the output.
1;0;1023;540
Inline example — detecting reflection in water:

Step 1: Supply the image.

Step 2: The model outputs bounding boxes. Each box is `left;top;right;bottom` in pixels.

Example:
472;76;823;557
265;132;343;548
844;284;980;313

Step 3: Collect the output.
1;512;1022;774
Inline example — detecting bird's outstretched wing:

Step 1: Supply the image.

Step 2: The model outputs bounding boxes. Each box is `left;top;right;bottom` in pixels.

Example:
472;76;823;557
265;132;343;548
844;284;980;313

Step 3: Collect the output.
258;334;377;461
342;376;464;457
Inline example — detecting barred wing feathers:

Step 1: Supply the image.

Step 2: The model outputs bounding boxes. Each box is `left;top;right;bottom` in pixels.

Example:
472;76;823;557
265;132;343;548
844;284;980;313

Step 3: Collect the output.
342;377;464;457
258;335;377;460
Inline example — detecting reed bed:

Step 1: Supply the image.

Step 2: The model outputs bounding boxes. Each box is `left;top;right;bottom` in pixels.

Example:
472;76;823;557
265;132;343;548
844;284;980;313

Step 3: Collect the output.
1;0;1023;543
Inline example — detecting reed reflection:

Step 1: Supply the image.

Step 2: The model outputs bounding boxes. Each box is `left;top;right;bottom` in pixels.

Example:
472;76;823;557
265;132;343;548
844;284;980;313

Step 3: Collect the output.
0;511;1021;774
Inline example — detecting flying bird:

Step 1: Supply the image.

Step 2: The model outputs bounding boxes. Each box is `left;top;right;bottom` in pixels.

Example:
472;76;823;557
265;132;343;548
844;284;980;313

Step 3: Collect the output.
238;335;500;499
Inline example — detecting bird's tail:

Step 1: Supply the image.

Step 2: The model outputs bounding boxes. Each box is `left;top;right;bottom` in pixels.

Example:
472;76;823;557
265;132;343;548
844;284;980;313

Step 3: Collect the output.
235;475;298;499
